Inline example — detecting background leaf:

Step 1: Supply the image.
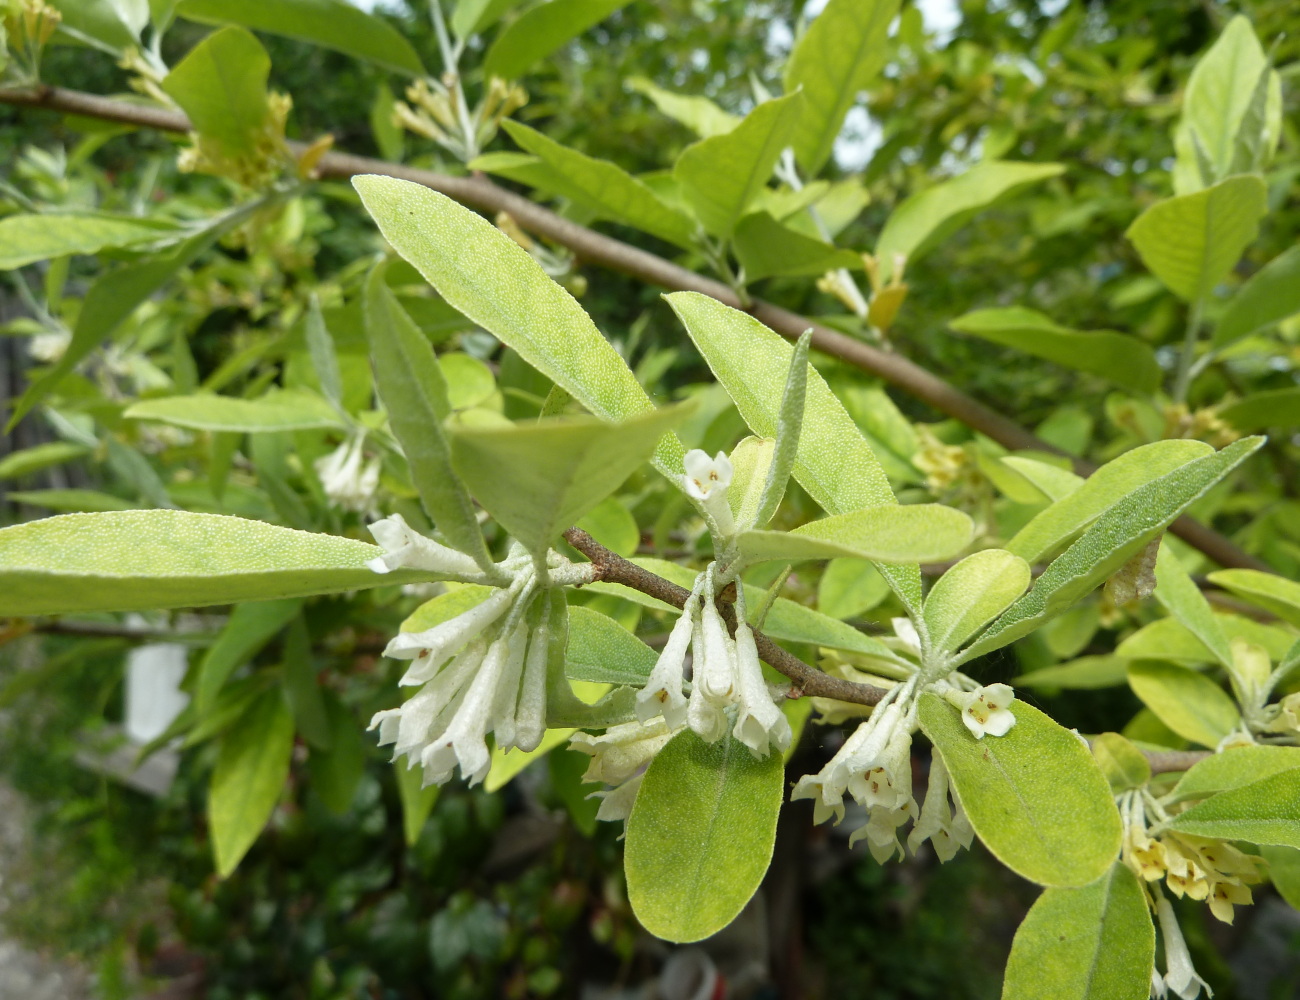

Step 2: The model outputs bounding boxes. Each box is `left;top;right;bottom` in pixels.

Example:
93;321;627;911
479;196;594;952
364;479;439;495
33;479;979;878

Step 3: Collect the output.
161;26;271;157
483;0;632;80
1126;661;1239;748
1168;769;1300;848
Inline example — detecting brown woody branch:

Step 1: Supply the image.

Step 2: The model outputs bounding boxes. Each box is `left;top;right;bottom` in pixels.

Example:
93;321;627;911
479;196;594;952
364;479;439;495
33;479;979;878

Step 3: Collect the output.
563;527;887;706
0;85;1271;575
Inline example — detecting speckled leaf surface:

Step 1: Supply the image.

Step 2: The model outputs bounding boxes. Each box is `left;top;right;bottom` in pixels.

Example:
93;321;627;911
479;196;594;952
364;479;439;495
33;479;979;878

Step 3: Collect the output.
736;504;972;565
924;549;1031;653
1168;769;1300;848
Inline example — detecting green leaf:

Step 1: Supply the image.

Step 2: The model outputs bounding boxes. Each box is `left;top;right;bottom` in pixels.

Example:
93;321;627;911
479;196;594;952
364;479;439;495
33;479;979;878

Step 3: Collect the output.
961;439;1263;662
625;730;783;943
1118;612;1296;666
1168;769;1300;848
306;693;367;814
4;489;134;513
736;504;973;565
125;390;344;432
751;330;810;530
949;307;1160;395
1261;845;1300;910
782;0;899;174
208;690;294;877
1207;569;1300;629
280;616;331;750
485;727;574;793
1016;656;1130;691
500;121;696;248
918;694;1121;887
1219;387;1300;433
576;496;639;557
0;510;432;616
451;0;521;38
565;605;657;686
50;0;141;49
439;352;496;411
364;268;492;571
304;296;344;410
1153;544;1231;668
176;0;424;76
1213;246;1300;348
161;26;271;157
875;161;1065;284
673;92;804;239
449;405;690;555
1006;440;1215;564
483;0;631;80
998;456;1084;503
0;442;90;481
1169;745;1300;802
817;559;889;620
733;211;863;282
350;176;680;475
1126;662;1239;749
923;549;1032;654
1125;176;1268;302
395;761;439;846
197;598;302;715
1090;733;1152;792
1179;16;1279;183
627;76;739;138
0;213;175;270
1002;864;1153;1000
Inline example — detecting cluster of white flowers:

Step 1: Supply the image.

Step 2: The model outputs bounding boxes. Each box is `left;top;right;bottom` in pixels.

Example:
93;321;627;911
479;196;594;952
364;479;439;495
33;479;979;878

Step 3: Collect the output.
569;717;678;825
315;433;381;515
364;514;592;787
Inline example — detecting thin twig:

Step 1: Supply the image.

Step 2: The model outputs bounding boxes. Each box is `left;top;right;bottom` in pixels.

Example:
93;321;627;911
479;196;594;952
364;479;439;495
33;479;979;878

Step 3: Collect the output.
0;84;1271;575
563;527;887;706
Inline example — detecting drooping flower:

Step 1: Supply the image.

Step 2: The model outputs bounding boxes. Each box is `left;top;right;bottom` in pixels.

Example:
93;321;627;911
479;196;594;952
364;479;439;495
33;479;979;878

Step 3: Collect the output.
315;433;381;514
731;619;792;755
946;682;1016;739
366;512;483;577
1155;892;1213;999
570;717;681;829
635;582;700;730
907;752;974;863
792;697;909;827
847;724;918;863
682;448;736;537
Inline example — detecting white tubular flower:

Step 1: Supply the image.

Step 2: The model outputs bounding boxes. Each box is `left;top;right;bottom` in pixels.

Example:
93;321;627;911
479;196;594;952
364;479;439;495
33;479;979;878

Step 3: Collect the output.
1151;968;1169;1000
732;620;792;756
792;700;905;826
570;718;678;786
593;773;644;825
907;753;974;862
683;448;736;537
486;617;531;752
696;579;735;702
511;616;551;753
847;726;918;862
366;513;483;577
891;617;922;658
383;584;518;684
635;588;698;730
946;683;1016;739
369;639;485;761
316;434;381;514
1156;893;1213;1000
420;630;516;786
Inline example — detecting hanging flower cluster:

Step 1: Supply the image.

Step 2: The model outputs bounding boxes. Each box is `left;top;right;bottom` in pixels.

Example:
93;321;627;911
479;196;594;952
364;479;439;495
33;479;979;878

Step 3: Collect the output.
315;433;381;515
364;514;592;787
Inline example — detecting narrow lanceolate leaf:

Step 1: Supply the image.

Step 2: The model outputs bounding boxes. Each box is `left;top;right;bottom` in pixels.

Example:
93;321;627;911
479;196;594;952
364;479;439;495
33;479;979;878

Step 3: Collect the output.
960;438;1263;662
1167;769;1300;848
1219;388;1300;434
1169;745;1300;803
0;442;90;481
395;762;439;847
197;597;301;715
448;405;691;555
0;511;434;616
565;605;657;686
918;694;1122;887
782;0;899;175
998;456;1084;503
0;213;176;270
1213;246;1300;348
923;549;1031;654
665;292;921;611
125;390;344;432
752;331;810;530
1002;865;1153;1000
1153;544;1231;669
500;121;697;248
161;26;271;157
351;176;682;476
732;212;863;282
627;76;740;139
209;690;294;877
364;268;492;571
1125;176;1269;302
672;92;804;239
948;307;1160;395
874;162;1065;284
304;296;344;410
483;0;631;80
736;504;973;566
1127;662;1239;749
1206;569;1300;629
176;0;425;76
1006;440;1214;563
625;730;783;943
